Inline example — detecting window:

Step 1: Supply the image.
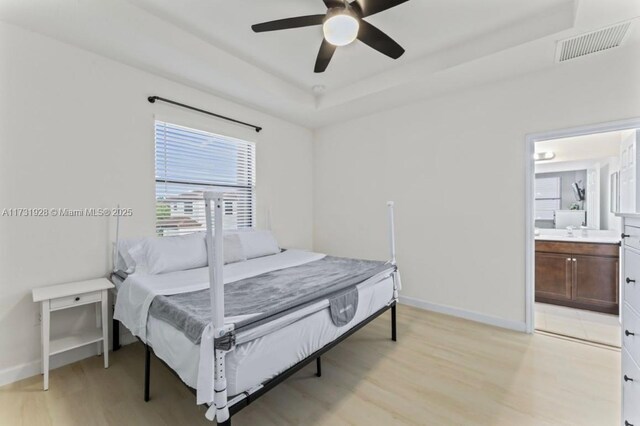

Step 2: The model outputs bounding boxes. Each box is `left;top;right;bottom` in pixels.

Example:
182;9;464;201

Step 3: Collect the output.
155;121;256;236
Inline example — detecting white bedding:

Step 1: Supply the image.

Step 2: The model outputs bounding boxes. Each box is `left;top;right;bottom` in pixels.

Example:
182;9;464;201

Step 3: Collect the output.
146;274;394;397
113;249;326;342
112;249;396;404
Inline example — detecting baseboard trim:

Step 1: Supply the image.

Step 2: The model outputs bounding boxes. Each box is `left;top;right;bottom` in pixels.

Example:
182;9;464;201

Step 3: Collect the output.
1;300;524;387
399;295;527;332
0;332;135;388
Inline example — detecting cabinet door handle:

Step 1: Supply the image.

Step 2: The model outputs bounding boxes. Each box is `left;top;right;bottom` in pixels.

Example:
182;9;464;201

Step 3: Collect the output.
75;297;80;301
624;375;634;382
572;258;577;262
625;330;635;337
627;278;637;284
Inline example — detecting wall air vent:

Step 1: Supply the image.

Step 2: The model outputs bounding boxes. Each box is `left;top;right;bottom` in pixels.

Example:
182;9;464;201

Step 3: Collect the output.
556;21;632;62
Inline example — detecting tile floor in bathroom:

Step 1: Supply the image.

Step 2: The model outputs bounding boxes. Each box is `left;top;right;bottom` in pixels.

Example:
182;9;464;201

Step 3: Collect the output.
535;302;620;347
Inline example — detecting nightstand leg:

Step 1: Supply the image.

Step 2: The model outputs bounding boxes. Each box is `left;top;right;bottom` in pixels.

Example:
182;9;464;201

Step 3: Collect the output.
102;291;109;368
41;300;50;391
95;302;102;355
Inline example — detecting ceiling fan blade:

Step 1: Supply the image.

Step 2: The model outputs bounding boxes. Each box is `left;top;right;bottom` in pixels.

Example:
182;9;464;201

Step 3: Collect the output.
252;15;325;33
353;0;410;17
314;39;337;73
323;0;344;8
357;19;404;59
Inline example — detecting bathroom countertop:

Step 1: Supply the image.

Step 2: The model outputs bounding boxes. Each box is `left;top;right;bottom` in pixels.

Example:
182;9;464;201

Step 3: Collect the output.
535;230;621;244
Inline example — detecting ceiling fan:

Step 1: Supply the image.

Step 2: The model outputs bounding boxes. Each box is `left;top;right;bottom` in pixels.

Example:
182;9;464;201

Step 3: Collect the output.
251;0;410;73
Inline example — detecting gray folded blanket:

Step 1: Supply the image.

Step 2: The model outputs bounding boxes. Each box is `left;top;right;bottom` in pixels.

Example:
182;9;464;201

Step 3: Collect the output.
148;255;394;343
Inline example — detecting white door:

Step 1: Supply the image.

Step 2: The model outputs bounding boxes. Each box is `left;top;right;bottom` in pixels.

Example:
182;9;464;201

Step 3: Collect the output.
586;166;600;229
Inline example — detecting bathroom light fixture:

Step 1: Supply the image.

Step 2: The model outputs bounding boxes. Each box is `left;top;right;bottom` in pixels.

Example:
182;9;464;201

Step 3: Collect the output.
323;10;360;46
534;151;555;161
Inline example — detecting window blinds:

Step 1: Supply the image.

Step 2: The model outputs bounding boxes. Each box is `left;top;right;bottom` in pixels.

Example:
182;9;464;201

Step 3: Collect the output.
155;121;256;236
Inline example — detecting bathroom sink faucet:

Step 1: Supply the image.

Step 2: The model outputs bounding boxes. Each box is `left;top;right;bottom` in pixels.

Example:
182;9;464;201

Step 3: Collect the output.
580;226;589;238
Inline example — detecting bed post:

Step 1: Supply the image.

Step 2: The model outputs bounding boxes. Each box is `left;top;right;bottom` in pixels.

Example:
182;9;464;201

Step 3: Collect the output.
144;344;150;402
112;315;120;352
112;205;122;352
113;203;120;273
391;304;397;342
387;201;396;267
204;191;230;425
387;201;398;342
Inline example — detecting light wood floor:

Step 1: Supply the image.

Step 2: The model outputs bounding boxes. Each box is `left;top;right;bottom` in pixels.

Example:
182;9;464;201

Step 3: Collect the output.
535;302;621;347
0;305;620;425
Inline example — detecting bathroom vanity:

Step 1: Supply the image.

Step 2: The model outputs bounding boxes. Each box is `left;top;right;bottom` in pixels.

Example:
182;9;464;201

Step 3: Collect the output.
535;234;620;314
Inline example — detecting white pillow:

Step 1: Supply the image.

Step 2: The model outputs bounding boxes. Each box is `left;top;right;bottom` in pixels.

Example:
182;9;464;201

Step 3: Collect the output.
130;233;208;275
235;230;280;259
115;238;144;273
222;233;247;264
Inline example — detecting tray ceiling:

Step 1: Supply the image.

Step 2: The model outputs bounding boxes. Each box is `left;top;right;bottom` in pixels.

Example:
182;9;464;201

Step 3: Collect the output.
1;0;638;127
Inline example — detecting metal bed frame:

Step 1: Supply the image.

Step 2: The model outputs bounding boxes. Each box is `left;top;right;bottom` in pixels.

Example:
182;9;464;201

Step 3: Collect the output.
112;193;400;424
130;301;396;425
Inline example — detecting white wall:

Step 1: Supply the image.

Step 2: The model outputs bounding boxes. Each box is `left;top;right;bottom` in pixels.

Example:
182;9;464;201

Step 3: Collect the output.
313;45;640;328
0;22;313;383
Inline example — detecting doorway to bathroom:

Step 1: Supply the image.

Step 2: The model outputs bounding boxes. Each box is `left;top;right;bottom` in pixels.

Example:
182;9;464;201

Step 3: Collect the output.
526;119;640;347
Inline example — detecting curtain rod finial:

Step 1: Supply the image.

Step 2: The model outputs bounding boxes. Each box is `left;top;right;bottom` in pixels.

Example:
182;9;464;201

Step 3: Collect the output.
148;96;157;103
256;127;262;133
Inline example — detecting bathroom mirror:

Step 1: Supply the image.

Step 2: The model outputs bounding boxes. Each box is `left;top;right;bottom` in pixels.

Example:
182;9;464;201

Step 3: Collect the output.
610;171;619;213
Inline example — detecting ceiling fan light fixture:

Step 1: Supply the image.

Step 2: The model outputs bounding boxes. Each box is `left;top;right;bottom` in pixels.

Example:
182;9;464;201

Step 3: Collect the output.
251;0;409;73
323;13;359;46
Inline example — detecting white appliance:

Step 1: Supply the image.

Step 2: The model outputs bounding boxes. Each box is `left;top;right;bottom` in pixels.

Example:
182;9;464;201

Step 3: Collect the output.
554;210;586;229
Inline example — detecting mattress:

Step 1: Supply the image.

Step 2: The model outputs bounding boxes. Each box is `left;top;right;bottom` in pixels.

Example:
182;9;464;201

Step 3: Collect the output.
149;255;393;341
111;250;396;398
146;274;394;397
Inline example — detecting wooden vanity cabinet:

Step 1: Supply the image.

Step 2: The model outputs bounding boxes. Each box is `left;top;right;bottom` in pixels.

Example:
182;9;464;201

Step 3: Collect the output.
535;241;619;314
535;252;572;302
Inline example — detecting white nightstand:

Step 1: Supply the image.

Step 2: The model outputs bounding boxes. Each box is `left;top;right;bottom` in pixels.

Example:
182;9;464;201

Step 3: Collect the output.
32;278;114;390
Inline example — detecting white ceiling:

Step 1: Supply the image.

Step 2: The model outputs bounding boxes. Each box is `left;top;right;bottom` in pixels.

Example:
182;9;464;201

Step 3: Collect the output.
536;130;625;165
1;0;639;128
130;0;565;91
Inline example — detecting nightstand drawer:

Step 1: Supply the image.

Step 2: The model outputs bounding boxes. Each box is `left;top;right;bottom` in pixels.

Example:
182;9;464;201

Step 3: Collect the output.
50;290;102;310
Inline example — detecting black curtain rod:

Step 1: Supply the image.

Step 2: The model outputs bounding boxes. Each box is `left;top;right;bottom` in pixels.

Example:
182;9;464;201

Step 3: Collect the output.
148;96;262;133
